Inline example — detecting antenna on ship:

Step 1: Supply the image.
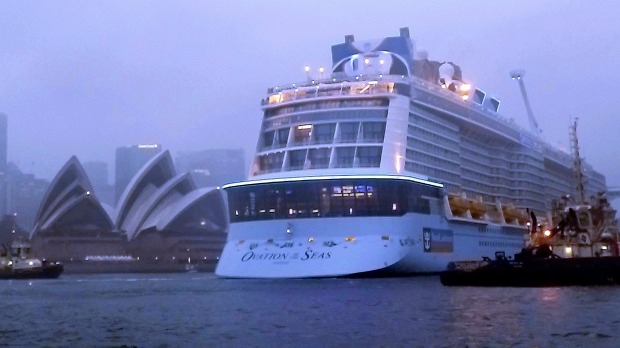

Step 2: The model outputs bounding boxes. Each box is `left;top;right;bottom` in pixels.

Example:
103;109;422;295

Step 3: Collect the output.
570;118;587;204
510;70;542;136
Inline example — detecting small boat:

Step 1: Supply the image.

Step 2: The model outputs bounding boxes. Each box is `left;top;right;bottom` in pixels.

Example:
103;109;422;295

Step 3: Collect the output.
440;192;620;287
1;240;63;279
440;249;620;287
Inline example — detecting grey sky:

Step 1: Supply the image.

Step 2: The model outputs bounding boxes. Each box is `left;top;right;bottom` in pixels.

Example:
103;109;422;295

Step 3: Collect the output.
1;0;619;195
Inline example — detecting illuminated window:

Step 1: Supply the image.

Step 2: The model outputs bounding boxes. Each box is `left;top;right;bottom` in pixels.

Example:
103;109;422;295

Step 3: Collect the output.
226;178;441;222
293;124;312;144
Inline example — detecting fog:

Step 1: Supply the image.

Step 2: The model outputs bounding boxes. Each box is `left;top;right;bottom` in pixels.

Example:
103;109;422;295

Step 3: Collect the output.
1;0;619;195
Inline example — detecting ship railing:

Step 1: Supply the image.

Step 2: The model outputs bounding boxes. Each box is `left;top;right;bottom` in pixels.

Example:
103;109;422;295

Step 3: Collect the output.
258;138;383;151
262;74;408;106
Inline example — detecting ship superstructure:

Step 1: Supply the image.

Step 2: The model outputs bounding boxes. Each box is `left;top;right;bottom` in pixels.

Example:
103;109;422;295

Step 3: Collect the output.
215;28;607;278
251;27;605;211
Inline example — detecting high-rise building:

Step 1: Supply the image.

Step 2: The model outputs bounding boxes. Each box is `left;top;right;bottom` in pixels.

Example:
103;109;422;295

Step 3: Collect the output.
0;113;8;216
0;113;7;173
115;144;161;203
83;160;114;206
175;149;245;187
3;162;49;231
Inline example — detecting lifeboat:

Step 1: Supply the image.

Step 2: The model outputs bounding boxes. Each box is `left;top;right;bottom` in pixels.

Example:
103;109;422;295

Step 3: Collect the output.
448;194;469;216
468;198;487;219
502;204;527;224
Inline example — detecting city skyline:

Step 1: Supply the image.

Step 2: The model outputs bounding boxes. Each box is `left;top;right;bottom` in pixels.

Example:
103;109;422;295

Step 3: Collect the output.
1;1;619;193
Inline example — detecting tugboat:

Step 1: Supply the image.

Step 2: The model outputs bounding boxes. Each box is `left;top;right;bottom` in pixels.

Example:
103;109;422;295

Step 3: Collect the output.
440;192;620;286
1;240;63;279
440;120;620;287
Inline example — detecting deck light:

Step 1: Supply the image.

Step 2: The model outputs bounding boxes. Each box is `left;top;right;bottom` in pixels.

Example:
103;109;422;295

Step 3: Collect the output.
305;65;310;72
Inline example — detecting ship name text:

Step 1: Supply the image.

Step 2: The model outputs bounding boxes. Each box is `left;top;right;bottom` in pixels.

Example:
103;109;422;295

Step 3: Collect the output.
241;251;332;262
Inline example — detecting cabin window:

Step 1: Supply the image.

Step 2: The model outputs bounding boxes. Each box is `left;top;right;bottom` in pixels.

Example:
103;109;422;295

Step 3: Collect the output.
288;150;307;170
314;123;336;144
335;147;355;167
357;146;382;167
277;128;290;146
262;130;275;148
258;152;284;173
308;148;331;169
293;124;312;145
361;122;386;143
339;122;359;143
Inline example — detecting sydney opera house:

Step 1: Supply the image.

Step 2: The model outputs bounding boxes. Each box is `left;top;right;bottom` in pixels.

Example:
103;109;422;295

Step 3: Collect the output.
29;150;228;272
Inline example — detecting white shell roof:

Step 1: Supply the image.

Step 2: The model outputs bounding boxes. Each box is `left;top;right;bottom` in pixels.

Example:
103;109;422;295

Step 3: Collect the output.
115;150;176;230
31;156;113;238
32;151;227;240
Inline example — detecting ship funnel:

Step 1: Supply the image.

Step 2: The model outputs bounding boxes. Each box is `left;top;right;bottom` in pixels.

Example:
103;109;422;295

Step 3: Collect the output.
416;49;429;60
345;35;355;43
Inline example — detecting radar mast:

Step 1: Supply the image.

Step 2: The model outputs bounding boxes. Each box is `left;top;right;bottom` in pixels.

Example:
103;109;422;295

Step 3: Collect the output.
570;118;587;204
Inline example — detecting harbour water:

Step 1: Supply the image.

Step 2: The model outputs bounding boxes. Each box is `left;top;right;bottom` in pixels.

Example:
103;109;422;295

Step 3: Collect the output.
2;273;620;347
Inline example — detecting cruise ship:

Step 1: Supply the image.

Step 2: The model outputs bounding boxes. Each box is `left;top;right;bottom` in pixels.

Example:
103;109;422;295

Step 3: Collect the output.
215;28;607;278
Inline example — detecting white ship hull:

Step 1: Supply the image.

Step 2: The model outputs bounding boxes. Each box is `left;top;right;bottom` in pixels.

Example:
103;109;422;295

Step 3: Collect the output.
216;213;526;278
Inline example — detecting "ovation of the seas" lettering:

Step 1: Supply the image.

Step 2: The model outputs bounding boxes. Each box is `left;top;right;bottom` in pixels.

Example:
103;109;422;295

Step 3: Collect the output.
241;251;331;262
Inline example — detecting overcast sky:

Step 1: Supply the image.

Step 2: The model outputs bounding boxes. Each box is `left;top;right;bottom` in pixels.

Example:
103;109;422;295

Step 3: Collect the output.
1;1;619;196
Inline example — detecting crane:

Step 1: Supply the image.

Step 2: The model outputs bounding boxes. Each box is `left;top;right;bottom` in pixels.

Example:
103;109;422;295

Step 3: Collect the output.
510;70;542;136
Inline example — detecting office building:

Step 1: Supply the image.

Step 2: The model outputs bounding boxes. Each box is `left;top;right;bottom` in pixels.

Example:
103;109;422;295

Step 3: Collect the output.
115;144;161;203
175;149;245;187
